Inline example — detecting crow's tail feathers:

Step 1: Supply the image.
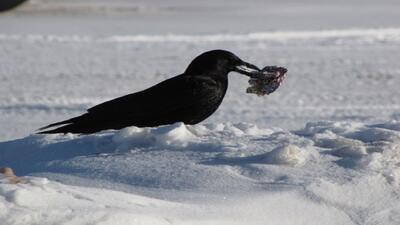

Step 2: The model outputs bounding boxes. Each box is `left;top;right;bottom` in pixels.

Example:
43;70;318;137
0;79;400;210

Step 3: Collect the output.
37;113;106;134
37;114;87;134
37;118;74;131
37;123;80;134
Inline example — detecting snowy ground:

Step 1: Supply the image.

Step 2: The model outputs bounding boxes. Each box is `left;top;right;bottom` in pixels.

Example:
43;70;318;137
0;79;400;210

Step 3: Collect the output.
1;0;400;224
2;122;400;224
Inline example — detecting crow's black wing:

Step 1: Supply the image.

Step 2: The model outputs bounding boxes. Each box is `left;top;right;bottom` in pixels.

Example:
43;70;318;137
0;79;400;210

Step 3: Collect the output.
87;74;217;117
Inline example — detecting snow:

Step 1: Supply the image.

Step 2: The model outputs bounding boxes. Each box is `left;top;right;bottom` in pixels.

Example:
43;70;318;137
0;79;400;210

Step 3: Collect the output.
2;121;400;224
2;27;400;43
1;0;400;224
0;177;355;225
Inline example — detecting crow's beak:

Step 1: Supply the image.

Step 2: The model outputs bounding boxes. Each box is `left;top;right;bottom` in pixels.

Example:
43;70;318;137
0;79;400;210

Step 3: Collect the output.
233;61;261;77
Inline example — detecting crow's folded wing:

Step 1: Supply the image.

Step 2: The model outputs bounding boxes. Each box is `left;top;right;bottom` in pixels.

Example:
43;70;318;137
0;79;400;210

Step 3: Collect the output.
87;74;219;119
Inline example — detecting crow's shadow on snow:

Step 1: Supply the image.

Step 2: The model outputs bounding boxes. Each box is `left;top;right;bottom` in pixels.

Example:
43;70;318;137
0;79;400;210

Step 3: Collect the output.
0;134;116;175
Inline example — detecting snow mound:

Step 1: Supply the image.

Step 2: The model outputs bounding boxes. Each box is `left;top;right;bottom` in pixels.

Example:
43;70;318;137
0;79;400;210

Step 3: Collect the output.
1;121;400;224
298;121;400;171
264;144;310;166
113;122;197;149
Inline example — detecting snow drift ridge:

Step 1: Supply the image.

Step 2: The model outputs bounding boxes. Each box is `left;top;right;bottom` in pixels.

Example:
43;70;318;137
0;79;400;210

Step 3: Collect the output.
1;28;400;44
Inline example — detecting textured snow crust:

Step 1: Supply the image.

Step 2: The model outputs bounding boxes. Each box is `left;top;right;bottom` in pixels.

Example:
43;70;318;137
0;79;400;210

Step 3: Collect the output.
2;121;400;224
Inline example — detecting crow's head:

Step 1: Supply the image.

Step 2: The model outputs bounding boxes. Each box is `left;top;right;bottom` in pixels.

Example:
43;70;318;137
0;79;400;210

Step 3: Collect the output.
184;50;261;78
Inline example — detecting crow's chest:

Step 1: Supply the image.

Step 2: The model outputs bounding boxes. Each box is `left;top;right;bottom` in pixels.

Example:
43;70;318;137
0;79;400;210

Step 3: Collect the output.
185;79;227;124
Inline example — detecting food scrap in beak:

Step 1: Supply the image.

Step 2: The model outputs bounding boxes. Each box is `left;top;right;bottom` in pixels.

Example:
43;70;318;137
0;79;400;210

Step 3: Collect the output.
246;66;288;96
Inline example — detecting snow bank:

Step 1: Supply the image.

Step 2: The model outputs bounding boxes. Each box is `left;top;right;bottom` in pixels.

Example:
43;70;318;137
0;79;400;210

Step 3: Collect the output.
1;121;400;224
2;28;400;44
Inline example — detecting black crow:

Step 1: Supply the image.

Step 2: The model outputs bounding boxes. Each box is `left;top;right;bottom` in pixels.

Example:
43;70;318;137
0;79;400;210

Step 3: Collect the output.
38;50;261;134
0;0;27;12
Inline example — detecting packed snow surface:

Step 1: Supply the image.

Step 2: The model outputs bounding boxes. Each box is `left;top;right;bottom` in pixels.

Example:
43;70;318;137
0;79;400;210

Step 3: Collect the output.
2;121;400;224
1;0;400;224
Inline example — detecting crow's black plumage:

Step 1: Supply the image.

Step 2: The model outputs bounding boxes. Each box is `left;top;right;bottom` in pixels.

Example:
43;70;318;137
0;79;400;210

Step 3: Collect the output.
38;50;261;134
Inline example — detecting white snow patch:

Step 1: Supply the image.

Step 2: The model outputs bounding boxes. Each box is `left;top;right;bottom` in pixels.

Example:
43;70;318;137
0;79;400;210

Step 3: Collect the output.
0;176;357;225
0;177;181;225
113;122;197;149
264;144;311;166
